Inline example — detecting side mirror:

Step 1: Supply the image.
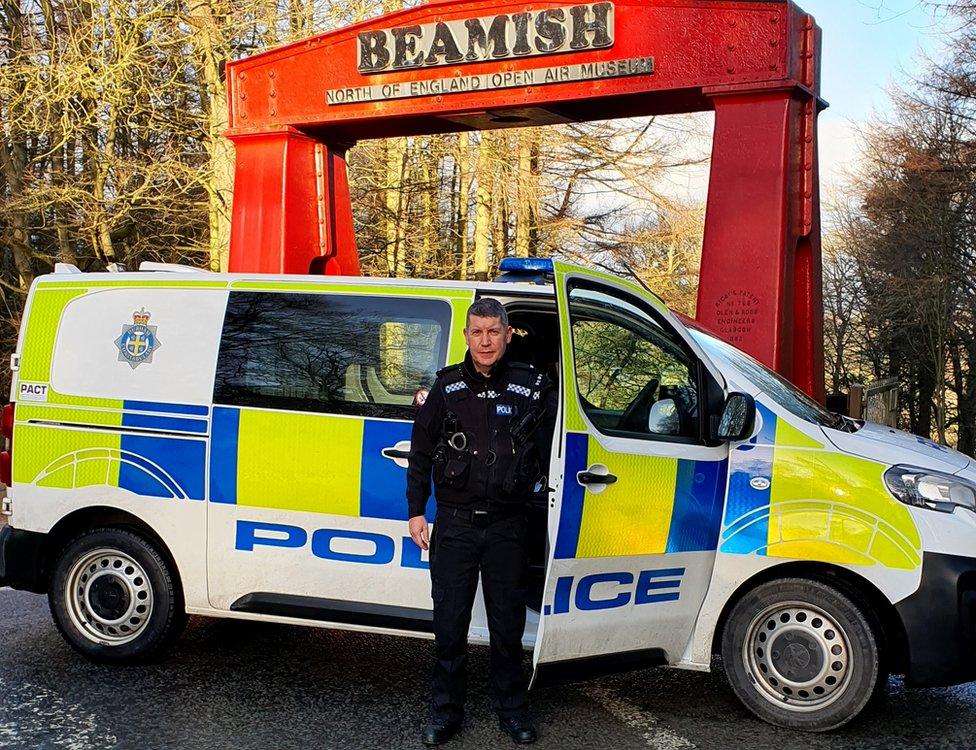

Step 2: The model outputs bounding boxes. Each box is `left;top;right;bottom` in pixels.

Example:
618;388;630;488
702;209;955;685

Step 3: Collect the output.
717;392;756;442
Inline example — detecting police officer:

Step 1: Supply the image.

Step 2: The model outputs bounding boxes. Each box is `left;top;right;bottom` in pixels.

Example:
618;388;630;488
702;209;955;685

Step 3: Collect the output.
407;298;557;746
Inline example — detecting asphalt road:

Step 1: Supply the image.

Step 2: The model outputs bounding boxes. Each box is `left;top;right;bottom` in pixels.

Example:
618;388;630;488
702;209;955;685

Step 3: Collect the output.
5;588;976;749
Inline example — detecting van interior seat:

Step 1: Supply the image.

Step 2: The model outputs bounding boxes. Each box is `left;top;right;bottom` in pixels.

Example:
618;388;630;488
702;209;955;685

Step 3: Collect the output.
345;364;416;406
365;367;414;406
505;307;561;387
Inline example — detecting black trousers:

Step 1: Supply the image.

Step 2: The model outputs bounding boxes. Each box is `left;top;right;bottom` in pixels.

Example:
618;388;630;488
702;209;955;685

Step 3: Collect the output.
429;508;529;723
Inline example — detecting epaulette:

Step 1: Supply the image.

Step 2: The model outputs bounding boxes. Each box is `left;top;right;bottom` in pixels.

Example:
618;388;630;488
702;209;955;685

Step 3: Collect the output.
506;361;541;389
436;363;469;397
436;363;464;378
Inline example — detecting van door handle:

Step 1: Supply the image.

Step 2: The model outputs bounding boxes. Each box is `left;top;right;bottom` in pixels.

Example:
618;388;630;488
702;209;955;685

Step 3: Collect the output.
381;440;412;468
577;465;618;491
578;471;618;485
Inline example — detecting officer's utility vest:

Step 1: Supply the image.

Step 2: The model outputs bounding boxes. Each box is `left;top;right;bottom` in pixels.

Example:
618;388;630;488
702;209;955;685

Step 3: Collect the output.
432;361;547;506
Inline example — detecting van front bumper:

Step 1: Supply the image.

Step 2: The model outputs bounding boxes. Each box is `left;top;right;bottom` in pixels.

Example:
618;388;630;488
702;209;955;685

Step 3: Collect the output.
0;524;48;593
896;552;976;687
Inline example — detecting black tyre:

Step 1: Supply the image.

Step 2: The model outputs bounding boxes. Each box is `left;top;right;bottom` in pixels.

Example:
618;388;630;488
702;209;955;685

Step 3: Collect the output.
721;578;883;731
49;528;187;663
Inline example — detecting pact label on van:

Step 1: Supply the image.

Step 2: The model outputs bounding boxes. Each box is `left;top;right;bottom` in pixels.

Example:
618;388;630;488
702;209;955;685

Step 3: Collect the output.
19;382;49;402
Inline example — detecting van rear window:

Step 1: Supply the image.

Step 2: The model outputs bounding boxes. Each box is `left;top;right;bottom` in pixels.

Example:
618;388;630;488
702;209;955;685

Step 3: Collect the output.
214;292;450;419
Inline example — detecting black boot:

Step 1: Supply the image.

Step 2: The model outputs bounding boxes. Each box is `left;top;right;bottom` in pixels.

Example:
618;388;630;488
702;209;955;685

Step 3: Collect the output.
499;716;538;744
421;719;461;746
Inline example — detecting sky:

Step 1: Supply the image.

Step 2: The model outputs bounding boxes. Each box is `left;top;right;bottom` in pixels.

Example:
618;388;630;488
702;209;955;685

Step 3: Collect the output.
808;0;955;192
656;0;957;203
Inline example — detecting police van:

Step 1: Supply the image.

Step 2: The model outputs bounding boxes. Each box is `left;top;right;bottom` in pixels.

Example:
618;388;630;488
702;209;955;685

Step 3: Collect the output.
2;258;976;731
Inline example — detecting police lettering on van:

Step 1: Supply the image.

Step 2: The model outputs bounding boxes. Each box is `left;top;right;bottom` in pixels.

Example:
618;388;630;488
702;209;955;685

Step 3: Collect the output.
2;258;976;732
235;520;429;569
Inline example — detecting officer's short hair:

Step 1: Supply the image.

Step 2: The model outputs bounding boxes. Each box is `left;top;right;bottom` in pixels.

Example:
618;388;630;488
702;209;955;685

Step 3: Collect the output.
466;298;509;329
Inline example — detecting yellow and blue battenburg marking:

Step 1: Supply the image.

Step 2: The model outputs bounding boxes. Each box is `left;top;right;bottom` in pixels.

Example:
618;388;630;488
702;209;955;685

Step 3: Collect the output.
720;403;923;570
720;402;778;555
553;432;728;559
210;408;436;522
16;400;207;500
119;401;206;500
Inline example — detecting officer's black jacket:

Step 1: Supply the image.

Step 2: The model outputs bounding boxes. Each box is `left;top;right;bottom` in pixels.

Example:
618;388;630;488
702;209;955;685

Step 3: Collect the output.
407;351;558;519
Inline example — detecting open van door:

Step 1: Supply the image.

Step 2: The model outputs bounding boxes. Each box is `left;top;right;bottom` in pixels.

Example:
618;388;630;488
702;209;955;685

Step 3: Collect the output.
532;262;730;685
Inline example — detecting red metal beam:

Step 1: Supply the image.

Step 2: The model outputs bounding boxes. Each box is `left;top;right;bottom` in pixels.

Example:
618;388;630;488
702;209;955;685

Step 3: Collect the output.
224;0;825;399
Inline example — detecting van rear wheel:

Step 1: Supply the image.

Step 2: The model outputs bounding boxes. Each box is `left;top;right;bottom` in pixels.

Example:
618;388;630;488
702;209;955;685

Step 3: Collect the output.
49;528;186;663
721;578;883;731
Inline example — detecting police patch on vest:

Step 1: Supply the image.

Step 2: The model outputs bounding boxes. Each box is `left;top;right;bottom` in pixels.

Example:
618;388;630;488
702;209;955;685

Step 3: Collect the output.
496;404;513;416
115;308;161;369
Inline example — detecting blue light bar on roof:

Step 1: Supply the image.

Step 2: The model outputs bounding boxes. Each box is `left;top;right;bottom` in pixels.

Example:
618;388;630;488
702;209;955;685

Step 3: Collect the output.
498;257;554;274
494;257;554;285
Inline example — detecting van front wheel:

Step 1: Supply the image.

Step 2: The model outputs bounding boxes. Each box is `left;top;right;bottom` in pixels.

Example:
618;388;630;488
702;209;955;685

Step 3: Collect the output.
721;578;882;731
49;528;186;663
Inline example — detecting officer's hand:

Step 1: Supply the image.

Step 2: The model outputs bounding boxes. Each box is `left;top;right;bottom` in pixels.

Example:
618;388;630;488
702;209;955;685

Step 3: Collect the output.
408;515;430;551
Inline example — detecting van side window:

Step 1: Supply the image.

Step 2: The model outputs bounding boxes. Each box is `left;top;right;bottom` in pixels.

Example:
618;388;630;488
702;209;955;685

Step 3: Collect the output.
214;292;450;419
569;285;700;441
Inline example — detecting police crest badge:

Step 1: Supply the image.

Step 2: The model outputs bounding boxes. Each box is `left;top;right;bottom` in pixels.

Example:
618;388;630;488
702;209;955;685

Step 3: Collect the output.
115;308;161;369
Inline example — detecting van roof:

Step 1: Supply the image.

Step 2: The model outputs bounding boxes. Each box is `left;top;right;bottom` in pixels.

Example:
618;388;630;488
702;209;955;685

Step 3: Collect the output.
39;268;557;298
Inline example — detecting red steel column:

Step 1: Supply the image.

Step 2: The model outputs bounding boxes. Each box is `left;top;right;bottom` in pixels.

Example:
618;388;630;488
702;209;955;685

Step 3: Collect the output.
791;98;825;402
697;89;824;401
227;128;360;276
318;143;361;276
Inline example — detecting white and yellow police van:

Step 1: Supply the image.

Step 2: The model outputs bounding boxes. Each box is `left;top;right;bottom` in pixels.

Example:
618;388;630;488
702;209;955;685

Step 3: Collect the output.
2;258;976;731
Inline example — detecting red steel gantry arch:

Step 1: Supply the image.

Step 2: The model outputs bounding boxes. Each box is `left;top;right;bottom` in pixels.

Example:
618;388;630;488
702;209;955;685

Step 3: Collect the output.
224;0;826;400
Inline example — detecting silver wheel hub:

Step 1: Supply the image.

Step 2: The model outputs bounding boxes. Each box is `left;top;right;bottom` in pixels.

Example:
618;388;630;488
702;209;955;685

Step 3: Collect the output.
65;549;154;646
743;602;851;712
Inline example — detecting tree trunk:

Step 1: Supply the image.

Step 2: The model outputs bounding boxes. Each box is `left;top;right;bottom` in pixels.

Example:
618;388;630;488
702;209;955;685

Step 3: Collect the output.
913;363;935;440
92;108;118;264
492;136;508;270
421;141;436;274
456;132;471;280
0;3;35;286
956;340;976;457
39;0;74;266
473;134;494;281
187;0;235;271
385;138;407;277
515;130;538;258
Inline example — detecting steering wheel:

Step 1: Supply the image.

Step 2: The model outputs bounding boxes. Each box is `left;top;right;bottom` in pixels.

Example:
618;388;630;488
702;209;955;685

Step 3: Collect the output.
618;378;659;431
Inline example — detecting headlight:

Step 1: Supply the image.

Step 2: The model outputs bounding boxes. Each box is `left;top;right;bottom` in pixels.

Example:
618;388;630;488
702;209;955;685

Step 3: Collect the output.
884;465;976;514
